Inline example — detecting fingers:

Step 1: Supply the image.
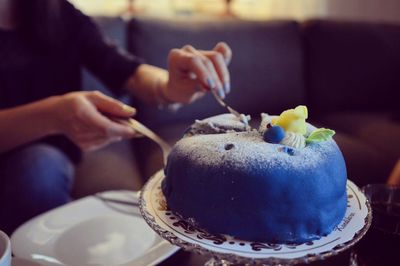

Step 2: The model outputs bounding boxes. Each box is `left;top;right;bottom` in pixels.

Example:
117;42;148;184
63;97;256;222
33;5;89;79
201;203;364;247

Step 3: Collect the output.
85;91;138;137
72;117;139;152
182;45;227;98
60;91;141;151
167;42;232;103
213;42;232;65
87;91;136;118
169;48;210;91
201;50;231;94
78;101;137;139
211;42;232;93
92;114;137;139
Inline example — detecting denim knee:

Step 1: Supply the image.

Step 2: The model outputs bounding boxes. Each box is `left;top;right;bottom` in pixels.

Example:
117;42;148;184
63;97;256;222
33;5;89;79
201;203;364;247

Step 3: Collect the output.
0;144;75;234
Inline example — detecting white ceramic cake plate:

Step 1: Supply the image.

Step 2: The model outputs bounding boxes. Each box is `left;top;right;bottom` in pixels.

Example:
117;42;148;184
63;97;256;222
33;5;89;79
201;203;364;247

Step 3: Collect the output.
140;170;372;265
11;190;179;266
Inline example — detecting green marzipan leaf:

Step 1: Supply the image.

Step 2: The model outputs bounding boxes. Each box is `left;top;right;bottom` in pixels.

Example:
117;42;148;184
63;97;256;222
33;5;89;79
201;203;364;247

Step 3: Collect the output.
306;128;335;143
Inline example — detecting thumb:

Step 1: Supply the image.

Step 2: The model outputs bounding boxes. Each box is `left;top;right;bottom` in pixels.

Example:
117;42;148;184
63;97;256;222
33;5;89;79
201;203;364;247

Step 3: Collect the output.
87;91;136;117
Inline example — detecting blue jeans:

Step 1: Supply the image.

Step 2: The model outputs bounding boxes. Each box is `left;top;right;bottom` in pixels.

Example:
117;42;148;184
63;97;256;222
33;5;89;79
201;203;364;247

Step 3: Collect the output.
0;144;74;235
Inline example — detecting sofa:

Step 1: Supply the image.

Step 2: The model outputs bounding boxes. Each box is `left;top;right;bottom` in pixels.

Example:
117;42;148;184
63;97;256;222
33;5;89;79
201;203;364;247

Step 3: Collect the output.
73;16;400;197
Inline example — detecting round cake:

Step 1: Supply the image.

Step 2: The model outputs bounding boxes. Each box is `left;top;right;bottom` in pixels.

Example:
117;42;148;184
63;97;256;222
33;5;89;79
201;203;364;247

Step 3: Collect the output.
162;106;347;244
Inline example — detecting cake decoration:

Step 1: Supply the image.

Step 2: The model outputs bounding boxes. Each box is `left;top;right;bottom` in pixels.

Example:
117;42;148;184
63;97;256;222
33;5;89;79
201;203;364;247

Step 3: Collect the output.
306;128;336;144
260;106;335;149
239;114;251;128
259;113;271;131
272;105;308;135
281;131;306;149
279;146;296;156
263;125;285;143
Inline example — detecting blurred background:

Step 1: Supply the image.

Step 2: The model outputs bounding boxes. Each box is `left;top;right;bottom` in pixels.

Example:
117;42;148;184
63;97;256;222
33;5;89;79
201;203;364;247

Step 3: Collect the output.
69;0;400;23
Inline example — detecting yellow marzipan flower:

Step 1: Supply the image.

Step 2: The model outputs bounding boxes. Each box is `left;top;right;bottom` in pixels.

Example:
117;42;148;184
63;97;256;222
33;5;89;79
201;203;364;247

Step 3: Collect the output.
271;105;308;135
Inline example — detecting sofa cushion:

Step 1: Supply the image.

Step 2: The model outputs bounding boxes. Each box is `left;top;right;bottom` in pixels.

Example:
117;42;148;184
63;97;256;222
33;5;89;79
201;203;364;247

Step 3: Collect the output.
318;111;400;160
303;20;400;114
128;17;305;128
312;111;399;186
333;132;394;187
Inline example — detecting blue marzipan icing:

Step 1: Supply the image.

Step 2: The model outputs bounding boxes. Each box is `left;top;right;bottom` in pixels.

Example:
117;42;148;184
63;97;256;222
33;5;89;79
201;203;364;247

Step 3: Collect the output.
162;115;347;244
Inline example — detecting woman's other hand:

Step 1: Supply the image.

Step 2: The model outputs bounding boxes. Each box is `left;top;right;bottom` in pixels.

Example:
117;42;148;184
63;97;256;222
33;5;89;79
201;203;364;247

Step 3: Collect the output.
52;91;137;151
165;42;232;104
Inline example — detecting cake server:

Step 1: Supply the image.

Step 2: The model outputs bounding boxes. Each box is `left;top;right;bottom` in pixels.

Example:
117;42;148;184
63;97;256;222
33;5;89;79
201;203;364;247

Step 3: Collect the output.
110;116;171;166
210;89;249;127
126;118;171;166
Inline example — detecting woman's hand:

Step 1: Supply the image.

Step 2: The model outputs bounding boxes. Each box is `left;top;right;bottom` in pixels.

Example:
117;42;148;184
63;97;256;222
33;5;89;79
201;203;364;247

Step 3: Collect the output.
164;42;232;104
52;91;138;151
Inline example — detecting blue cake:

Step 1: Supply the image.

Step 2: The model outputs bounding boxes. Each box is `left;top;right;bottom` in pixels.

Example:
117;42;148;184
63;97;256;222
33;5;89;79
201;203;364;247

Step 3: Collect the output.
162;106;347;244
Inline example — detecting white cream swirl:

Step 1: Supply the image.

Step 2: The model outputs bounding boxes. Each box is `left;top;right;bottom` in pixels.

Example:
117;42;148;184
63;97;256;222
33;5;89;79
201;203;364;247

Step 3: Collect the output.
281;132;306;149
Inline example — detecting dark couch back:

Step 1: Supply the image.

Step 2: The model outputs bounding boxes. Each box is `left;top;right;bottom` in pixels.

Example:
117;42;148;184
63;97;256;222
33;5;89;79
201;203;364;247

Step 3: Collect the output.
303;20;400;114
128;17;305;128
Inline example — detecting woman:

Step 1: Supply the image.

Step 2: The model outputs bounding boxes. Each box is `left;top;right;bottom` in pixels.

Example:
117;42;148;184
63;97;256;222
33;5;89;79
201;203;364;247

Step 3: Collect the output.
0;0;232;234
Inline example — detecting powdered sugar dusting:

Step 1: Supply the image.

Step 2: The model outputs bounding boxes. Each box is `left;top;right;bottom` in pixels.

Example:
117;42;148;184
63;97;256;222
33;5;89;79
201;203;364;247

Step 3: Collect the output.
173;130;337;172
172;113;340;174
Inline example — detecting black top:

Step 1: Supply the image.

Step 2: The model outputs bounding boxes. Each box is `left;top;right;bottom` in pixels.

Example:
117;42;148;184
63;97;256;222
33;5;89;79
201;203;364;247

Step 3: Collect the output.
0;1;143;162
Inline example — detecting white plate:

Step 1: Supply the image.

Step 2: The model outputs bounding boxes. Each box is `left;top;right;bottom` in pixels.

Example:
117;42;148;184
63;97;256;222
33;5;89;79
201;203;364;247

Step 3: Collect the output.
140;171;372;265
11;190;179;266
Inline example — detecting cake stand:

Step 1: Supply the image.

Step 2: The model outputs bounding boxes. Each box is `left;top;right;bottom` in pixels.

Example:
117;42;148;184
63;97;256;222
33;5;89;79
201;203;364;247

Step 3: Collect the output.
139;171;372;265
